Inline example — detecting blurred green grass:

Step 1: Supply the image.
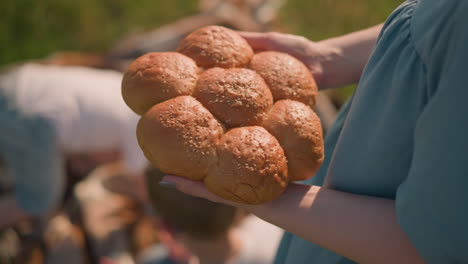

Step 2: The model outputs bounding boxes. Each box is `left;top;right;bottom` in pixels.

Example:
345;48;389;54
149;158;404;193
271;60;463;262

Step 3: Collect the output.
1;0;401;99
279;0;399;39
279;0;401;100
0;0;198;66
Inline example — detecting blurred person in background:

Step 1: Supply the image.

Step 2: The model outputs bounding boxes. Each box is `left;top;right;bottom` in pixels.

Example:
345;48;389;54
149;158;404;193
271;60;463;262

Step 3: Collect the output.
0;62;147;229
141;166;283;264
159;0;468;263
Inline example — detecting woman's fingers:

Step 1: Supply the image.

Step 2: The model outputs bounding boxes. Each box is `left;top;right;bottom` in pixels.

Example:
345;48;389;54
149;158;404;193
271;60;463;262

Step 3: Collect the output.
238;31;312;60
238;31;274;52
238;31;301;52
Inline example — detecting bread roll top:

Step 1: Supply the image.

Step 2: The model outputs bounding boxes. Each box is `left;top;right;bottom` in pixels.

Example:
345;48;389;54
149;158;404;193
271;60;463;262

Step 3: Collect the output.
249;51;318;107
193;68;273;128
177;25;254;68
122;52;199;115
137;96;224;180
263;100;324;181
205;126;288;204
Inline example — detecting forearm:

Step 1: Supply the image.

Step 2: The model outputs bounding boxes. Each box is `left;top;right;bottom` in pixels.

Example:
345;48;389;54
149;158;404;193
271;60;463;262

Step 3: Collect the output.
243;183;424;264
317;24;383;89
164;175;424;263
0;195;30;229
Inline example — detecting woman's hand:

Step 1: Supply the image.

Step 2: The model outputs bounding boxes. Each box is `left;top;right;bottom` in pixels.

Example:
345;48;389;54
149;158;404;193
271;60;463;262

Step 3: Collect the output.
239;31;338;89
239;24;383;90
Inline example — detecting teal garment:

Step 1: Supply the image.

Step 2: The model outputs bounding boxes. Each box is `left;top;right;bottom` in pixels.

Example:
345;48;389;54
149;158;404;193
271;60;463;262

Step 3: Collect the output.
274;0;468;263
0;72;64;216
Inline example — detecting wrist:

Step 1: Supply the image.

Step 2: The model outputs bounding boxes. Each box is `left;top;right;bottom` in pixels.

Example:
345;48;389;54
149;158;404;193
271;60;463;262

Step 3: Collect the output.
315;24;383;89
306;42;344;89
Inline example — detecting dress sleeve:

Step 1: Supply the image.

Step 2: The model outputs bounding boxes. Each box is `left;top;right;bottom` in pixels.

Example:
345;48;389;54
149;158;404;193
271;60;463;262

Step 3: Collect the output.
395;4;468;261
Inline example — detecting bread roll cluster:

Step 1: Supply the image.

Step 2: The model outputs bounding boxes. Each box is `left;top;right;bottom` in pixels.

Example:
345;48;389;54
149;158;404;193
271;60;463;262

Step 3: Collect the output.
122;25;324;204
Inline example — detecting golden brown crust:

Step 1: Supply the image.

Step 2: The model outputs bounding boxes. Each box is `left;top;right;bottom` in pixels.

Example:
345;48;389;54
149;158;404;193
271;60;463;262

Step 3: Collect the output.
176;25;254;68
193;68;273;128
122;52;199;115
205;126;288;204
124;27;325;204
249;51;318;107
263;100;324;181
137;96;224;180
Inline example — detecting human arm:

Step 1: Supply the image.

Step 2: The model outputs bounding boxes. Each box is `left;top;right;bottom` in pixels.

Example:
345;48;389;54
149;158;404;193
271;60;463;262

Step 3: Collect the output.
160;176;424;264
239;24;383;89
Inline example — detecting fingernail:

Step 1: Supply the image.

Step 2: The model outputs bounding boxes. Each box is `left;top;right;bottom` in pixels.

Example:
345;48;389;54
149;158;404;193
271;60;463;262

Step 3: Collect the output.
159;181;176;189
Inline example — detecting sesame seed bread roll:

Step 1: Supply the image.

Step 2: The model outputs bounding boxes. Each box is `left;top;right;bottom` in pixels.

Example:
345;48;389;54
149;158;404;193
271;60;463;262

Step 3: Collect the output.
137;96;224;180
177;25;254;68
122;52;199;115
205;126;288;204
263;100;324;181
249;51;318;107
193;68;273;128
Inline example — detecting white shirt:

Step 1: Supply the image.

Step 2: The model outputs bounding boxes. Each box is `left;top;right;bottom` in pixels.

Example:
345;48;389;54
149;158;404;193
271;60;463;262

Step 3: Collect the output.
11;63;146;173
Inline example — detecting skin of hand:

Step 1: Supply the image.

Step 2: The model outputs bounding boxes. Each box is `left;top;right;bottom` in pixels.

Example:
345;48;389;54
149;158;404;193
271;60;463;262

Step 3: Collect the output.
159;175;425;264
239;31;338;89
239;24;383;90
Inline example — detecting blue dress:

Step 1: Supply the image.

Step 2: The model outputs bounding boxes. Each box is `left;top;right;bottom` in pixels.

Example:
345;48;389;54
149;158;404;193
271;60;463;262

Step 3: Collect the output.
274;0;468;263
